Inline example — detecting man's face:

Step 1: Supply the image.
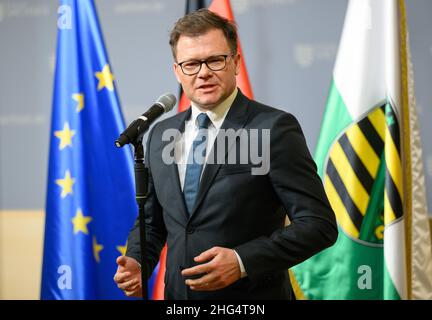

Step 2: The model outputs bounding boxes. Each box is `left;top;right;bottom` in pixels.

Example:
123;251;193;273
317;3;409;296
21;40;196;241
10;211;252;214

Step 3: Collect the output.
173;28;240;110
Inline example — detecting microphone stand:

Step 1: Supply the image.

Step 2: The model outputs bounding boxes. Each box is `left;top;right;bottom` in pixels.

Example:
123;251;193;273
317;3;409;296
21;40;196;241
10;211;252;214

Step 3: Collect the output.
115;93;176;300
132;138;149;301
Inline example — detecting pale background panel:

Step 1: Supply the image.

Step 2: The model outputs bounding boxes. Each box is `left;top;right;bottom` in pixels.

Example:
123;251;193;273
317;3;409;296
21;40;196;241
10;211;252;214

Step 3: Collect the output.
0;211;44;299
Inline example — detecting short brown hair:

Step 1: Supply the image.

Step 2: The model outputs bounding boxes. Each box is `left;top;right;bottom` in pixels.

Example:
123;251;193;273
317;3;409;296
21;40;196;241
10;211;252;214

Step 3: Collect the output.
169;8;238;61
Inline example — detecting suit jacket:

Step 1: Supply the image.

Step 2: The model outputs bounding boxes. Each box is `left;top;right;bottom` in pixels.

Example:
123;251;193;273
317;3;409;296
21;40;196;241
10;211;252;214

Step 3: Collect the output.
126;89;338;300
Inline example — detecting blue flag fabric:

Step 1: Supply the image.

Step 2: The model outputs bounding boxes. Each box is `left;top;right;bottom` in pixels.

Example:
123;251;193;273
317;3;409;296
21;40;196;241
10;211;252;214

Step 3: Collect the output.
41;0;156;299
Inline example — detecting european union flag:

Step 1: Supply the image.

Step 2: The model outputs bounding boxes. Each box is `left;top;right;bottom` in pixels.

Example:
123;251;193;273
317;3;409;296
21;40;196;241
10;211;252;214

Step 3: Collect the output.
41;0;157;299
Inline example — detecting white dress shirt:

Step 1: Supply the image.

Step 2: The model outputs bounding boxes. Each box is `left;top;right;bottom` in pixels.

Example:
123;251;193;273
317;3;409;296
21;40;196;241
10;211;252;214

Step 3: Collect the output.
175;88;247;278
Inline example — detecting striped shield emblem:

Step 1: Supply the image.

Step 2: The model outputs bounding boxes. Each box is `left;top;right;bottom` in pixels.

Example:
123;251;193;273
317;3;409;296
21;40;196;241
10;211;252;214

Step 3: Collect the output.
324;103;403;245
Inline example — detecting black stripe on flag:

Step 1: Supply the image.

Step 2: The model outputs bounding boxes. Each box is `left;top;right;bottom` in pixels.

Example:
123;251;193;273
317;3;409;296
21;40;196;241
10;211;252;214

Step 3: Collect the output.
385;168;403;219
327;159;364;231
339;134;375;193
357;118;384;157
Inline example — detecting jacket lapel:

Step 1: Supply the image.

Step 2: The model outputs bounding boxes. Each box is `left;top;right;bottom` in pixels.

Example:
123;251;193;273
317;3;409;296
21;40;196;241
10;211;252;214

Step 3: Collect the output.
189;90;250;218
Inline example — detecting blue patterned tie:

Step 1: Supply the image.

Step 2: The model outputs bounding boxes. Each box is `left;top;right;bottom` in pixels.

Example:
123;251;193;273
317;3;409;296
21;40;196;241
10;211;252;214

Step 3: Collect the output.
183;113;211;215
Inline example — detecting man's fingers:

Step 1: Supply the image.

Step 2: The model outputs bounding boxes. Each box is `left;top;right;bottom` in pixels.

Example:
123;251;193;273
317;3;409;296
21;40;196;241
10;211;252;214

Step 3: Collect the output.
127;282;141;293
181;262;211;277
185;273;213;287
190;283;224;292
189;275;225;292
125;287;143;298
116;255;128;267
194;247;219;262
117;278;139;291
113;271;131;283
115;256;143;297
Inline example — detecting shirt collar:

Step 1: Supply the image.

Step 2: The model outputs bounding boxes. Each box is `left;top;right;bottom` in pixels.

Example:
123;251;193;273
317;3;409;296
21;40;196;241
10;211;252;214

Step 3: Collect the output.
190;87;238;130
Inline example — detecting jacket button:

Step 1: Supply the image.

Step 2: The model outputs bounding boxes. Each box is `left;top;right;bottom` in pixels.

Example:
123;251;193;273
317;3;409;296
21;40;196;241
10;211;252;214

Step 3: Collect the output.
186;227;195;234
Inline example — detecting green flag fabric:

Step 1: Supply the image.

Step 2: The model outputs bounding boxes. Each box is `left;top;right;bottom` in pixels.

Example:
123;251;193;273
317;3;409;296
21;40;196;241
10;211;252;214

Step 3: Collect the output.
292;0;432;300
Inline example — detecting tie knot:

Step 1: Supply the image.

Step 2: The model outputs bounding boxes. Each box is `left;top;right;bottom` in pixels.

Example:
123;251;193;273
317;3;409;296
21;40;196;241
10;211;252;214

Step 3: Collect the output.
196;113;210;129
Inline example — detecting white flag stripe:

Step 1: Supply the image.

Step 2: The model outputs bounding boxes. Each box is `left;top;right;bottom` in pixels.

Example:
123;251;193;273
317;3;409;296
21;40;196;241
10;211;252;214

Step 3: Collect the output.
384;0;402;119
333;0;387;121
334;0;410;299
384;220;407;299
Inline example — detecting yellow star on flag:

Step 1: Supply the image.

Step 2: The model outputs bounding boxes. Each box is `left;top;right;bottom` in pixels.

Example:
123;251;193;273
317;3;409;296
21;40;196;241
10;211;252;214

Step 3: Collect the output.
55;170;75;198
116;243;127;256
54;122;75;150
72;93;84;112
95;64;115;91
93;236;104;263
71;208;92;235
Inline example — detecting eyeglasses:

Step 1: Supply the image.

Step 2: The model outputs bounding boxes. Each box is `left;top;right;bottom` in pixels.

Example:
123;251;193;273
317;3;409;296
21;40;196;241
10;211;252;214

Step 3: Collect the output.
177;54;235;76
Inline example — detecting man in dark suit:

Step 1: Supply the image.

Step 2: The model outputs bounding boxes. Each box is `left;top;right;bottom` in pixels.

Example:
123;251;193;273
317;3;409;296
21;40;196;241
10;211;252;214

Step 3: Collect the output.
114;9;337;300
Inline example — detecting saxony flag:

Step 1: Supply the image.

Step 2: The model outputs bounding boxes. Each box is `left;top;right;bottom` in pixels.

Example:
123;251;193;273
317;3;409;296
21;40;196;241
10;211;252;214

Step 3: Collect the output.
291;0;432;299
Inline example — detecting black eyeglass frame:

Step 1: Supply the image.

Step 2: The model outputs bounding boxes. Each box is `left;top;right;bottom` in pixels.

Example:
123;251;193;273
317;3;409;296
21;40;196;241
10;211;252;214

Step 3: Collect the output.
177;53;236;76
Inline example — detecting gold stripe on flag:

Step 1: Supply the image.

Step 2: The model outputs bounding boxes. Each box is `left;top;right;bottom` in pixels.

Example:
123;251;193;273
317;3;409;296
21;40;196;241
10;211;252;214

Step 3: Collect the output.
324;175;360;237
346;125;381;177
368;107;386;141
330;142;370;214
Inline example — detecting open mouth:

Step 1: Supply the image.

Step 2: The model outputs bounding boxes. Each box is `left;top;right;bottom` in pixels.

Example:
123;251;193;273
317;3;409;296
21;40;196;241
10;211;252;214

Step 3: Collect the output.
197;84;217;91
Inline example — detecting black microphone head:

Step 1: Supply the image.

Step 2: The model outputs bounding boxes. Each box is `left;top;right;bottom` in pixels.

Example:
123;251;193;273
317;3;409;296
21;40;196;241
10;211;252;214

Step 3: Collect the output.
156;93;176;112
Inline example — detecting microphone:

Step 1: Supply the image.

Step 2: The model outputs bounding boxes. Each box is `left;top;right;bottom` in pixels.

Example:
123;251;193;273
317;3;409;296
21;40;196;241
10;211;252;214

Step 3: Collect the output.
115;93;176;148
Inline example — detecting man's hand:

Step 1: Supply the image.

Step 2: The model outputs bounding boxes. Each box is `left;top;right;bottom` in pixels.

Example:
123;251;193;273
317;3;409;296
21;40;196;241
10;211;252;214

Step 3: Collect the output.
113;256;142;297
181;247;241;291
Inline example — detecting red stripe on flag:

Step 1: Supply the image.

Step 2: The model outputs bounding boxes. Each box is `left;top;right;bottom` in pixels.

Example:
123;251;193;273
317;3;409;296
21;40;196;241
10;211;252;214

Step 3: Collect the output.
152;244;167;300
178;92;192;112
209;0;254;100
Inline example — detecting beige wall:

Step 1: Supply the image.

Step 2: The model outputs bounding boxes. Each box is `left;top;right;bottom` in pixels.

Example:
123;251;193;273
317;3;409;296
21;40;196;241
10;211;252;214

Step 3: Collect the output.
0;210;45;300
